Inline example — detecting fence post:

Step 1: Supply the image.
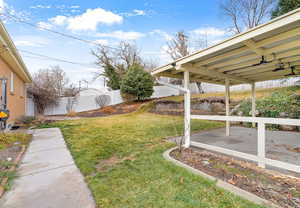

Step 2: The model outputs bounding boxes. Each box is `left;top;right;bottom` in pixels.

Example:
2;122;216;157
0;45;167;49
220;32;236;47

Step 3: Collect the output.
257;122;266;168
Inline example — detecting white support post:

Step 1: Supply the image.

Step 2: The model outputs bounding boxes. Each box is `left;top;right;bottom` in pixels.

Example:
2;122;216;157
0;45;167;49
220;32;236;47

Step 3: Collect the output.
225;79;230;136
184;70;191;148
257;122;266;168
251;82;256;128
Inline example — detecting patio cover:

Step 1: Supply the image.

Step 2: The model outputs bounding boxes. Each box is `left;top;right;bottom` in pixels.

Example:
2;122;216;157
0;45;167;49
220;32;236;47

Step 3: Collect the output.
151;8;300;85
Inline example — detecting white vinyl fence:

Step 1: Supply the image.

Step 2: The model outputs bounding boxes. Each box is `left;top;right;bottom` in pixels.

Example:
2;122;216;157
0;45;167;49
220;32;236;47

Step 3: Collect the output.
26;98;35;117
201;77;299;93
41;86;181;116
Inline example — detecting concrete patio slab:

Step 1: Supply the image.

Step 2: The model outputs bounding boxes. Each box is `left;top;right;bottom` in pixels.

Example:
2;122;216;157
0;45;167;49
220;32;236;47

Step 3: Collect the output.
0;128;95;208
190;126;300;176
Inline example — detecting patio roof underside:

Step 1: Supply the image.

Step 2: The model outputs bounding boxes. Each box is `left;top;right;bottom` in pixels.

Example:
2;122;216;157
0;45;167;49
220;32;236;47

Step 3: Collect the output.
151;9;300;86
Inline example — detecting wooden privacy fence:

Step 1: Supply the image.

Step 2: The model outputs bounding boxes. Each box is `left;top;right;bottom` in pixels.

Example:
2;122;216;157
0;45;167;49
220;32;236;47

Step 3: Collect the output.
191;115;300;173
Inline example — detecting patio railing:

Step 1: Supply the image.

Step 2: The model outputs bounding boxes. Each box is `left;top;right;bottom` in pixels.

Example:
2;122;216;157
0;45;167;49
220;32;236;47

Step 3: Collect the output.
191;115;300;173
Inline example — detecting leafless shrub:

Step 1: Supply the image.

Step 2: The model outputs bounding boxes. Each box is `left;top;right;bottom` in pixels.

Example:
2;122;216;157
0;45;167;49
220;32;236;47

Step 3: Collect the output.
172;117;191;154
95;95;111;108
66;97;77;113
27;66;76;114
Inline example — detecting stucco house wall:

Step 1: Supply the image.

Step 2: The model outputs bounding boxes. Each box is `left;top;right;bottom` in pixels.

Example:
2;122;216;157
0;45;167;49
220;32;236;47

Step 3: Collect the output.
0;20;32;127
0;58;26;122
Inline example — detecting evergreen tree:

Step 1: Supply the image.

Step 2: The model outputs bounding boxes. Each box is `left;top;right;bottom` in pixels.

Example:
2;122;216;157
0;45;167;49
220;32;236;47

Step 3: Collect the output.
121;65;154;101
272;0;300;18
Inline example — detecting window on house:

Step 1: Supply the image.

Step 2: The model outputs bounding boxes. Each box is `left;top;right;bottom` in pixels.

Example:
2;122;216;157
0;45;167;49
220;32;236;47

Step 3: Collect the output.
10;72;14;94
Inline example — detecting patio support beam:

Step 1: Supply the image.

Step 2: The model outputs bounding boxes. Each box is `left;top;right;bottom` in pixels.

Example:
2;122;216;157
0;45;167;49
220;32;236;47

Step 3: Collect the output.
225;78;230;136
243;39;264;56
177;64;251;84
251;82;256;128
184;70;191;148
258;122;266;168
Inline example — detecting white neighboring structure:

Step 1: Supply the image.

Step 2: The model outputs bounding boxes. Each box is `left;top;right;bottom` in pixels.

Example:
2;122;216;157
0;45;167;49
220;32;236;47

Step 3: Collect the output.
77;88;109;96
26;98;35;117
41;85;181;116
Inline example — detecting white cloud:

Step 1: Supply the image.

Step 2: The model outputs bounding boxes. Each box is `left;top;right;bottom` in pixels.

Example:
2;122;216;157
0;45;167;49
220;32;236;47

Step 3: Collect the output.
14;36;49;47
0;0;6;12
70;5;80;9
133;9;146;16
0;0;4;9
67;8;123;31
15;40;41;47
94;39;109;45
49;15;67;25
123;9;147;17
150;29;172;41
48;8;122;31
37;21;53;30
30;5;52;9
70;9;80;13
191;27;226;36
96;31;145;40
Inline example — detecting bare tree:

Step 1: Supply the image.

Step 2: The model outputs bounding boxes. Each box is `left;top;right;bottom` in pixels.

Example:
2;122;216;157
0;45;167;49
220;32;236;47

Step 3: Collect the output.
95;95;111;108
118;42;142;69
221;0;276;34
63;84;79;97
166;31;189;60
92;42;143;90
27;66;76;114
166;31;203;92
144;58;159;72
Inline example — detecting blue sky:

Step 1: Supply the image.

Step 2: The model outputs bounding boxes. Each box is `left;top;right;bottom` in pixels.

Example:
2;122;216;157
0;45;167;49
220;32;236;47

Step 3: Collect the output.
1;0;231;88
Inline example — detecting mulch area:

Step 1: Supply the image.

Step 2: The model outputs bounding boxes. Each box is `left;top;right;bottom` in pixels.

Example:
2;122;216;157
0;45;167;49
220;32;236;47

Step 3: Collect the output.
0;145;25;195
170;148;300;208
0;145;23;163
76;100;150;117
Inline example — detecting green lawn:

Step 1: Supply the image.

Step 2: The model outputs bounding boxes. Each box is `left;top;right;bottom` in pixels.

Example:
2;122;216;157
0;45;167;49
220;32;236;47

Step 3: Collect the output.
0;132;31;150
40;112;264;208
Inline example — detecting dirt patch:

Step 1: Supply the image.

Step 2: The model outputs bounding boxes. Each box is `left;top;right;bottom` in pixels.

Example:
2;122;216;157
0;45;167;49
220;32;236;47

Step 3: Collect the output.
0;145;25;192
0;146;22;162
77;100;151;118
170;148;300;208
96;155;136;172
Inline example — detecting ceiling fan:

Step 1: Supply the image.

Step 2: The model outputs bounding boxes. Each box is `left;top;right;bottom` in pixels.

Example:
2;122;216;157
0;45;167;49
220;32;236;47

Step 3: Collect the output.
252;56;272;66
285;66;297;77
272;62;285;72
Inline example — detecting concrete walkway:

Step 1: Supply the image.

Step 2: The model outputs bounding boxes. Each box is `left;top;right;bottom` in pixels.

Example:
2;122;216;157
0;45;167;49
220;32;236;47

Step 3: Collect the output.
0;128;95;208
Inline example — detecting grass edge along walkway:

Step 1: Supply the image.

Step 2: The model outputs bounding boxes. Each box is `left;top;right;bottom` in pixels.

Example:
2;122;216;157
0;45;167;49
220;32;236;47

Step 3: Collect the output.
39;112;265;208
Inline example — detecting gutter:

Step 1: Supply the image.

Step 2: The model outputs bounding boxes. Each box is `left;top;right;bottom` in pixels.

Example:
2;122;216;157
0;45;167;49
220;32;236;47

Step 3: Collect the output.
0;21;32;83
